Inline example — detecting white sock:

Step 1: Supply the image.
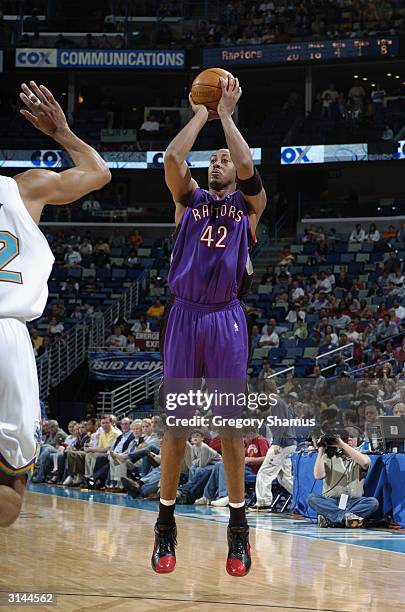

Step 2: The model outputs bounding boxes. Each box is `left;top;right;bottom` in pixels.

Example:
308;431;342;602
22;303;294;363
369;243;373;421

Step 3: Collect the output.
229;501;245;508
160;498;176;506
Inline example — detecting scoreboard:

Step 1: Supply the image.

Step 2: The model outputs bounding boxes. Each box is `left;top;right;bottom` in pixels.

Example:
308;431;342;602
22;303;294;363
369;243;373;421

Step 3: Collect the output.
202;37;399;67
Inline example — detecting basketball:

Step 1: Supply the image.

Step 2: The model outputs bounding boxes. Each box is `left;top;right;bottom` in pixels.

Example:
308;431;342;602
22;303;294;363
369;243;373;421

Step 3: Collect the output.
191;67;234;111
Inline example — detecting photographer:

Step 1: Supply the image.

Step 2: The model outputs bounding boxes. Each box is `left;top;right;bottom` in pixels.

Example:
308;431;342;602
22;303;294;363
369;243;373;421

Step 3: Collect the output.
308;429;378;528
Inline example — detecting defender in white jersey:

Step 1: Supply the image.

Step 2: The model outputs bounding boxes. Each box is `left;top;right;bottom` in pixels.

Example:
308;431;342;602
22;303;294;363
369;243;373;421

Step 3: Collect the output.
0;81;111;527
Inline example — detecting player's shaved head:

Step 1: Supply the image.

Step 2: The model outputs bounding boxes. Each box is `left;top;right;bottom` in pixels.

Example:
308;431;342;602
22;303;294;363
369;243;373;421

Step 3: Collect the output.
208;148;236;194
214;148;231;157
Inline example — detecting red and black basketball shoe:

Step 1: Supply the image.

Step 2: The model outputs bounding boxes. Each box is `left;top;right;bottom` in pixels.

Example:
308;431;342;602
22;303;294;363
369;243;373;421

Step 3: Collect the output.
151;522;177;574
226;525;251;577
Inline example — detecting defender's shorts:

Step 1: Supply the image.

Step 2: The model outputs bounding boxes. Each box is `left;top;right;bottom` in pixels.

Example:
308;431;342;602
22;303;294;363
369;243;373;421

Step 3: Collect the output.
0;318;41;477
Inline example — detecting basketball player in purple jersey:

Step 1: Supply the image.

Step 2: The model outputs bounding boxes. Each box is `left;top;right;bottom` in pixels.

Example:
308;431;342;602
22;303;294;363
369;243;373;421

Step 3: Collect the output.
151;76;267;576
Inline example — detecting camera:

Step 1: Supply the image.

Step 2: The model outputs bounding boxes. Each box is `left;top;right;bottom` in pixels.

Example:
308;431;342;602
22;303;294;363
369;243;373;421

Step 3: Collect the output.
317;433;346;458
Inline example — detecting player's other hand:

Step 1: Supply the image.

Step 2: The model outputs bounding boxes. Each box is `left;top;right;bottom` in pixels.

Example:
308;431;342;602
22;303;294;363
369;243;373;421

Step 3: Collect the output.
217;76;242;118
19;81;69;136
188;93;219;122
189;92;208;117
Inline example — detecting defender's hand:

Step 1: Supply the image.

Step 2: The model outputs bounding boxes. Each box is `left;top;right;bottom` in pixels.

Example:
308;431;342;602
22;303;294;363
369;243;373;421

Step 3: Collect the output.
217;76;242;118
20;81;69;136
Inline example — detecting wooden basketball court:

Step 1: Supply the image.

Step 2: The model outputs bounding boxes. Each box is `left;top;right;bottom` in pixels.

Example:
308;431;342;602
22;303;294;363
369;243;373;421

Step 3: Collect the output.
2;487;405;611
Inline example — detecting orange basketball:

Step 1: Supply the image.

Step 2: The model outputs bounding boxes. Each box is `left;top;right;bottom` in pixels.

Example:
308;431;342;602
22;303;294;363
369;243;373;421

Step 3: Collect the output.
191;67;234;111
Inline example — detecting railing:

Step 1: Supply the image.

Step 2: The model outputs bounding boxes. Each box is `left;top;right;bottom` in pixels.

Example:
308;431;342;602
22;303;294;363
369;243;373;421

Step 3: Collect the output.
97;367;163;417
36;324;88;399
37;278;142;399
255;342;354;386
88;278;144;348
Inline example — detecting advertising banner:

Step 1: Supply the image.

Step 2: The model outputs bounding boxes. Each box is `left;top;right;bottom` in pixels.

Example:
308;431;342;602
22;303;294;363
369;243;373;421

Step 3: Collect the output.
89;351;162;381
16;48;185;69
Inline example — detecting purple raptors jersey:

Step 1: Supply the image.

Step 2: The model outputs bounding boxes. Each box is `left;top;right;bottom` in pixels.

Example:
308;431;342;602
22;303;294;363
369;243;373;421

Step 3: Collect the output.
168;188;253;304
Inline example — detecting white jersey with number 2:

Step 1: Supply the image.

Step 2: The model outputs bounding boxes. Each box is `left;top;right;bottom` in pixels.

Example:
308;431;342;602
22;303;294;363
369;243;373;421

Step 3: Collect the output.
0;174;54;476
0;175;54;321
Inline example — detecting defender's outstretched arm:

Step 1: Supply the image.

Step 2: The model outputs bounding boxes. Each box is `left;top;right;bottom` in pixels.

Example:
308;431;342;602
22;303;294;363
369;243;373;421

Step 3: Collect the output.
15;81;111;223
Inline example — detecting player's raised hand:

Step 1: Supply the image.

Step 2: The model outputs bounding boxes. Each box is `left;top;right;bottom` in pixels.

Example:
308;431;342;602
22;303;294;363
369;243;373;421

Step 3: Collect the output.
217;76;242;118
188;93;219;122
189;92;208;117
19;81;69;136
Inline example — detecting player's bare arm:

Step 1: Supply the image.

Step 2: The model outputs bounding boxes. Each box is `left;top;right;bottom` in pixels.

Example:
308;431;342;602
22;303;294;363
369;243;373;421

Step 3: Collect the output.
15;81;111;224
217;76;267;231
164;98;217;225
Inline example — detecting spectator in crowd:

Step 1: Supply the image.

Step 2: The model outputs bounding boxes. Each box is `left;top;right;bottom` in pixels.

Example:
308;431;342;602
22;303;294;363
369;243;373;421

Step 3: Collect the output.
250;389;297;511
110;229;126;248
33;420;68;483
61;276;79;294
128;230;144;248
131;315;151;332
147;298;165;319
31;328;44;353
124;249;140;268
64;245;82;267
107;420;144;491
293;319;308;340
90;417;135;490
80;237;93;256
366;224;380;243
176;432;222;504
71;305;83;321
140;114;160;136
64;418;99;486
48;317;64;337
349;224;366;243
84;416;120;485
106;324;127;349
261;265;276;285
393;403;405;417
348;79;366;111
48;421;79;484
195;430;269;506
258;324;279;348
251;324;262;350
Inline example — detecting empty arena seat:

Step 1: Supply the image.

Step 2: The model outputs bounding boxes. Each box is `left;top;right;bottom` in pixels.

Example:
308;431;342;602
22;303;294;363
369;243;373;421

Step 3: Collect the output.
112;268;127;280
286;347;303;359
69;268;82;279
96;268;112;280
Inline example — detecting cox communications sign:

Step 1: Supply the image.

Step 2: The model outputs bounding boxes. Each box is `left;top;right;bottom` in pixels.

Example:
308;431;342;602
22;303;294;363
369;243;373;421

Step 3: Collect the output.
16;49;57;67
16;48;185;69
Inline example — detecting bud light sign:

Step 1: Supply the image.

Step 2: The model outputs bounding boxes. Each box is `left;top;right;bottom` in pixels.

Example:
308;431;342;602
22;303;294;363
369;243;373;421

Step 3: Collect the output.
89;351;162;381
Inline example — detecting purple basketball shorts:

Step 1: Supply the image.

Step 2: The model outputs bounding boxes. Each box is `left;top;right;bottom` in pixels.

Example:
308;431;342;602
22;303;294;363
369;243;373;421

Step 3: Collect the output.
161;297;249;419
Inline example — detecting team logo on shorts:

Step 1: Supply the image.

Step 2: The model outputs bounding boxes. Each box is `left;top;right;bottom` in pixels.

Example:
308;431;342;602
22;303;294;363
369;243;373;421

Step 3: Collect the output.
234;322;239;332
